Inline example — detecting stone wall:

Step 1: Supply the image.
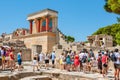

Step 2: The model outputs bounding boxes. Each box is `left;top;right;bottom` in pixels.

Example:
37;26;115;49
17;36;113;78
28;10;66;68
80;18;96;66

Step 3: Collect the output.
12;32;56;60
14;48;32;61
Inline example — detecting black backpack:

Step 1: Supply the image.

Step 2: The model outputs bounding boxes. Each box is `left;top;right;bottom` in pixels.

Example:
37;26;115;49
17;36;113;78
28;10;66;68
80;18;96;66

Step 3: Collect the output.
0;50;1;57
82;54;87;63
111;53;117;62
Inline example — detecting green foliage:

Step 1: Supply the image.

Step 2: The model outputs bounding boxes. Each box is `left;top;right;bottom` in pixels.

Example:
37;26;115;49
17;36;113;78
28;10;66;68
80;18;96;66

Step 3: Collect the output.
115;32;120;45
92;23;120;45
104;0;120;14
117;17;120;23
65;35;75;42
84;41;89;43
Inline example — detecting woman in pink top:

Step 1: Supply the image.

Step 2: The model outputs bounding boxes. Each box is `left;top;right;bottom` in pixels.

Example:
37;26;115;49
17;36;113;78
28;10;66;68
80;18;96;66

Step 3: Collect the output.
9;49;15;72
74;54;80;71
102;52;108;77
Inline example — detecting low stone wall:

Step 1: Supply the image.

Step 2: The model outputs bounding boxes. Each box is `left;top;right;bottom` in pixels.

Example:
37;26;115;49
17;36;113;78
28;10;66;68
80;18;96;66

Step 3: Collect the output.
0;70;103;80
42;72;94;80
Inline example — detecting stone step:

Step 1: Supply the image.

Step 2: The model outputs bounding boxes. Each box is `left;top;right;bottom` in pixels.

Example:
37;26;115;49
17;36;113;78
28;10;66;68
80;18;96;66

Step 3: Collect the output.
20;75;51;80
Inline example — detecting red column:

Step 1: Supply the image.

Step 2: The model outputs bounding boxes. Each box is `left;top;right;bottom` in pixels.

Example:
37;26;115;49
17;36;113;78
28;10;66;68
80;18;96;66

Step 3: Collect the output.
29;20;33;34
46;16;49;31
37;19;41;33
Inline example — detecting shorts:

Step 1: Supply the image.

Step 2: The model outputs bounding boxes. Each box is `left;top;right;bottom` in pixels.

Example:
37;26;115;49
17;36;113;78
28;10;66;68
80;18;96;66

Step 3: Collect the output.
18;59;22;65
52;60;55;65
45;60;49;64
66;62;71;65
60;59;63;65
114;63;120;69
98;63;102;70
2;56;5;61
102;63;107;70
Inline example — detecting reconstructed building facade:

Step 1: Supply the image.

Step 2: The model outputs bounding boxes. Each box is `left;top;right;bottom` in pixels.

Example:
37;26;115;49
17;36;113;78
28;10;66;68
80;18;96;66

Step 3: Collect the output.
87;34;113;47
2;9;59;55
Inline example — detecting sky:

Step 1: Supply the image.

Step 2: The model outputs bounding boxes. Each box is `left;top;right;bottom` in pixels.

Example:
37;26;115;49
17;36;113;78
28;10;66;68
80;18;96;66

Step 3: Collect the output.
0;0;118;41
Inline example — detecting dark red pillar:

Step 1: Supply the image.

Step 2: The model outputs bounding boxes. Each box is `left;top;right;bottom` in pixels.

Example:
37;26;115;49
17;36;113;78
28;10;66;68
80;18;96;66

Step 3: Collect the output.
29;20;33;34
46;16;49;31
37;19;41;33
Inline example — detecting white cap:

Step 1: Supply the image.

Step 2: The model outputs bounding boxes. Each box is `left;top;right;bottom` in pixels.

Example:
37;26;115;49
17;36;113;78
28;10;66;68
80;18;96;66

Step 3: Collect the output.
104;52;107;54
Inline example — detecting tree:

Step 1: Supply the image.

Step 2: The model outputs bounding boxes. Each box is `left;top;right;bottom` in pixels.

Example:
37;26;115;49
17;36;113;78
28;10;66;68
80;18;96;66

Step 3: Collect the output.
115;32;120;45
117;17;120;23
65;35;75;42
104;0;120;14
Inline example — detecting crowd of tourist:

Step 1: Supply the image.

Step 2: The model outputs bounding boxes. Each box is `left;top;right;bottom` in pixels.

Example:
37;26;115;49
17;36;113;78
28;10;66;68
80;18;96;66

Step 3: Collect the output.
0;46;22;72
32;48;120;80
0;46;120;80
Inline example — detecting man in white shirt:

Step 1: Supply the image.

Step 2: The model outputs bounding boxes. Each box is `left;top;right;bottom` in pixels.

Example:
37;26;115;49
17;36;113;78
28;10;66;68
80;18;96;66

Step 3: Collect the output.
38;52;44;68
51;51;56;68
114;48;120;80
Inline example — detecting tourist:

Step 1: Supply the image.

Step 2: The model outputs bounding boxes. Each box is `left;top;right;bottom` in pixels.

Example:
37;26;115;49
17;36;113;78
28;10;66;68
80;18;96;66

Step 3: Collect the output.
71;53;75;71
97;53;102;74
89;49;95;58
5;49;10;68
9;49;15;72
1;47;6;70
86;55;92;72
0;47;2;69
38;52;45;69
32;56;39;72
17;50;22;71
78;51;83;71
81;50;88;72
95;50;101;60
102;52;108;77
59;53;65;70
113;48;120;80
44;52;50;70
66;54;71;71
74;53;80;71
50;51;56;68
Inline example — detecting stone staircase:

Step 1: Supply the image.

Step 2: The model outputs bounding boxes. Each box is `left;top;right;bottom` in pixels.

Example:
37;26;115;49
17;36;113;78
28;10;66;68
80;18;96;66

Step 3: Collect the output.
53;28;72;56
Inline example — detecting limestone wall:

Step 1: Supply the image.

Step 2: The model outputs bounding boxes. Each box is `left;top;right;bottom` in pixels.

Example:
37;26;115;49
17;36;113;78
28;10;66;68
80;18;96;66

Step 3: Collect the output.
14;48;32;61
12;32;56;54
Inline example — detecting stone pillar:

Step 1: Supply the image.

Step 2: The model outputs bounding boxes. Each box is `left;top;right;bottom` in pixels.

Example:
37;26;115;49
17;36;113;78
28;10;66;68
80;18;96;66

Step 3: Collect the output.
40;19;42;32
29;20;33;34
54;17;58;32
37;18;41;33
52;17;56;32
35;19;38;33
46;16;49;31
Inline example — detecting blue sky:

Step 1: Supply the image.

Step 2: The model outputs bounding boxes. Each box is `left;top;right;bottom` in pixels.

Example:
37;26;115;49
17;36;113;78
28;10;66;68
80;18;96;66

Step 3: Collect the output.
0;0;118;41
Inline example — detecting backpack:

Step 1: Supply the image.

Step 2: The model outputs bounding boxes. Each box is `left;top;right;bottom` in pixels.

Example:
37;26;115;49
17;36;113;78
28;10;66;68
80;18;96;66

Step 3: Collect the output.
0;50;1;57
97;57;102;64
50;54;52;59
90;51;94;57
82;54;87;63
111;53;117;62
3;51;6;56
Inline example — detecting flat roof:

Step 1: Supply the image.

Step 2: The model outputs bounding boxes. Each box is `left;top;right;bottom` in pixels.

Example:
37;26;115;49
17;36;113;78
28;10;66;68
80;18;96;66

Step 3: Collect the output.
28;8;58;17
